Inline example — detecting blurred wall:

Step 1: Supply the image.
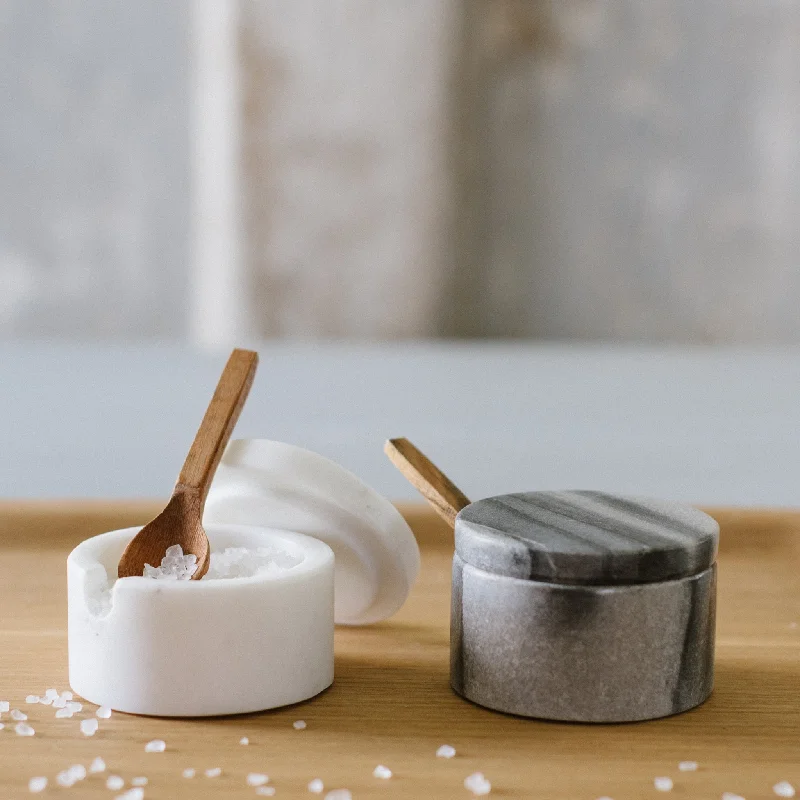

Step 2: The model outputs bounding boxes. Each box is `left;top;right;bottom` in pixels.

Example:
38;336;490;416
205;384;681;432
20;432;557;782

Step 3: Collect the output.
0;0;189;337
3;1;800;342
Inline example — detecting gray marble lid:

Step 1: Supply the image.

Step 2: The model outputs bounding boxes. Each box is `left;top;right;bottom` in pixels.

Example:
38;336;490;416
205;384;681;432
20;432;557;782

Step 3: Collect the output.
454;491;719;585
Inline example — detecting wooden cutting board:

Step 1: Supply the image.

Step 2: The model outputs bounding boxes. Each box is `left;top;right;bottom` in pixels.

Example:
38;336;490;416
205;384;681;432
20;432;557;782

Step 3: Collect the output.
0;501;798;798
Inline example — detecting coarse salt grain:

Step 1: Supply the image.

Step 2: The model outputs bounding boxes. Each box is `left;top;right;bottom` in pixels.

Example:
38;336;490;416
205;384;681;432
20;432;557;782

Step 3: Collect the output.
308;778;324;793
96;705;112;719
145;738;166;752
11;709;27;720
465;772;492;796
25;695;39;704
81;718;99;736
131;777;148;786
67;701;83;713
57;770;77;788
68;764;87;781
373;765;392;779
0;700;8;712
55;707;73;718
679;761;699;772
437;744;456;759
722;793;746;800
106;776;125;790
0;722;5;729
44;689;58;700
655;777;674;792
774;782;796;798
15;722;35;736
205;767;222;778
28;777;47;793
143;544;199;581
90;757;106;773
324;791;352;800
182;768;196;778
117;789;144;800
60;691;73;701
257;788;277;797
248;773;270;787
293;720;307;730
240;736;249;745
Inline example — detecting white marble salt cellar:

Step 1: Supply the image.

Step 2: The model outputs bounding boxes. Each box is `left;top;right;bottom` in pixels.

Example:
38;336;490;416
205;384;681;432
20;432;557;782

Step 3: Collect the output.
68;440;420;717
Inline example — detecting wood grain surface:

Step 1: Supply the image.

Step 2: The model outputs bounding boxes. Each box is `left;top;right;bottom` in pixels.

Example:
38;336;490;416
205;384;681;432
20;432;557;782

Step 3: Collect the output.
0;501;798;798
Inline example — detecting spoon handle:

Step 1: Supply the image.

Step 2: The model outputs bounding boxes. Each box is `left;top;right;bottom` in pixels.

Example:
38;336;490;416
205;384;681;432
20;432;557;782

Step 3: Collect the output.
384;437;470;528
176;348;259;503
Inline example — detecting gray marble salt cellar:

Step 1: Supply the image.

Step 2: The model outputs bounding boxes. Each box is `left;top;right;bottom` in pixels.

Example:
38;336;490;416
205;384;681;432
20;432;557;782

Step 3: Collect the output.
384;440;719;724
452;490;718;722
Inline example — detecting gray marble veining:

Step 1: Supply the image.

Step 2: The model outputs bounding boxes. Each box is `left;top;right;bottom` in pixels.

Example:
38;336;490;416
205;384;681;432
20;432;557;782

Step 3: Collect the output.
451;556;716;722
451;491;718;722
456;491;719;584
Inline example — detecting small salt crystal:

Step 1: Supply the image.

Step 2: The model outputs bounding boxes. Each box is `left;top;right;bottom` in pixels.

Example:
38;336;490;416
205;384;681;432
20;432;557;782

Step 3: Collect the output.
67;701;83;713
0;700;9;712
308;778;324;793
68;764;87;781
11;708;27;720
679;761;699;772
38;696;52;706
437;744;456;759
15;722;35;736
117;789;144;800
293;720;307;730
373;765;392;779
97;705;112;718
205;767;222;778
774;782;796;798
257;788;277;797
25;695;40;704
0;722;5;729
654;777;674;792
145;738;166;752
239;736;249;745
464;772;492;796
132;777;148;786
57;770;77;788
81;718;99;736
143;544;199;581
60;691;73;701
324;791;352;800
722;793;746;800
28;777;47;793
90;756;106;773
182;768;196;778
44;689;58;700
248;773;270;787
55;707;73;718
52;696;67;709
106;775;125;790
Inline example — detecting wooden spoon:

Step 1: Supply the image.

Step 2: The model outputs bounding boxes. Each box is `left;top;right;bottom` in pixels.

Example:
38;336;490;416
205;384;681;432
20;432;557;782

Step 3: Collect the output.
383;437;471;528
117;348;259;580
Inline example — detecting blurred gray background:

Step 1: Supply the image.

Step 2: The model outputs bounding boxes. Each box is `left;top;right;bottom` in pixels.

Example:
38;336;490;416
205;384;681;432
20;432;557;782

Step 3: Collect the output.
2;0;800;344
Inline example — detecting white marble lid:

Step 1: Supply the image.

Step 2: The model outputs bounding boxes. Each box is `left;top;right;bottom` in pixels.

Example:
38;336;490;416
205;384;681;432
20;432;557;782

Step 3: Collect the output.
204;439;420;624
